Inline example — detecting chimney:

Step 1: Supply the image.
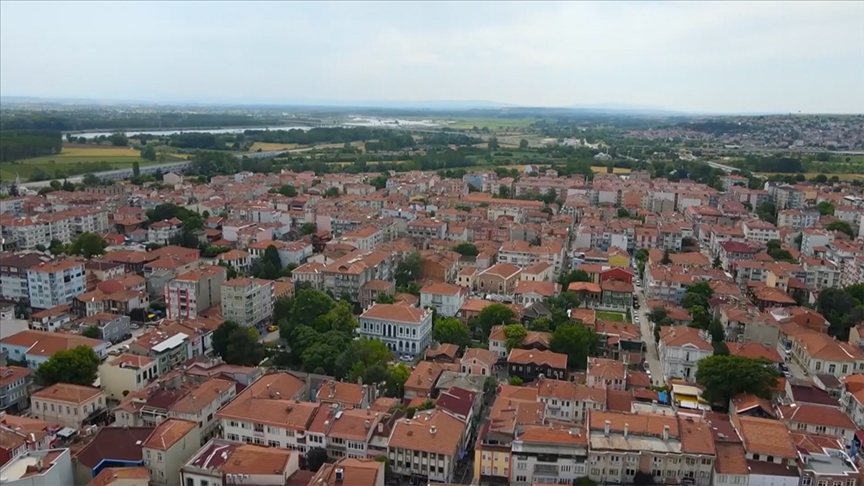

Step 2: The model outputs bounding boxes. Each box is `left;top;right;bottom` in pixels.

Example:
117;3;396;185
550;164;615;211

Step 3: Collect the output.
624;423;629;439
663;425;670;441
604;420;611;437
651;400;657;414
430;426;437;435
364;420;371;429
377;422;384;434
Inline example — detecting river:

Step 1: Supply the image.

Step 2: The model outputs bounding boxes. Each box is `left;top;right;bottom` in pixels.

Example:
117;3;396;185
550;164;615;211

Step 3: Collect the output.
68;125;314;139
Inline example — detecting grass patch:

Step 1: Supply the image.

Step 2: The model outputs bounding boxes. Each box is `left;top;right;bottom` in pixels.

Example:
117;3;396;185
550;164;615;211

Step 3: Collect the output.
757;172;864;180
596;311;627;322
1;144;161;181
249;142;300;152
445;118;536;130
592;166;632;174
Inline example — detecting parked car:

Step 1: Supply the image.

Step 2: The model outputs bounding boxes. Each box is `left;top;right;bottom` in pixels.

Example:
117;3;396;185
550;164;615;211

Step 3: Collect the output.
399;355;413;362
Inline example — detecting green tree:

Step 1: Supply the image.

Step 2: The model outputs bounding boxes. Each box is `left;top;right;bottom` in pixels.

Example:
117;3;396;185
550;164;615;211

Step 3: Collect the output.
519;139;529;149
384;363;411;397
681;281;714;311
504;324;528;351
817;201;835;216
661;249;672;265
224;326;265;366
140;145;157;161
395;250;422;287
498;185;511;198
828;220;855;238
324;186;341;198
635;249;649;263
81;326;101;339
82;173;101;187
375;293;395;304
617;208;631;218
550;323;598;370
306;447;328;472
278;184;298;197
695;355;779;404
432;317;471;347
262;244;282;269
49;180;62;191
212;320;241;360
488;137;500;150
62;180;76;192
528;317;552;332
647;307;669;324
68;232;108;258
452;243;479;256
132;161;141;177
712;257;722;269
509;376;523;386
313;300;358;335
474;303;516;337
36;346;100;386
558;269;591;288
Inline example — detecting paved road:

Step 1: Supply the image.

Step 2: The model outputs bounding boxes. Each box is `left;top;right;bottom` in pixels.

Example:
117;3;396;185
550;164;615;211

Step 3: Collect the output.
634;284;665;386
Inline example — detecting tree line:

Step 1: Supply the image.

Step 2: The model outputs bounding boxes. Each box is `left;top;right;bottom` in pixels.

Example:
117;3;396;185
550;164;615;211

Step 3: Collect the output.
0;129;62;161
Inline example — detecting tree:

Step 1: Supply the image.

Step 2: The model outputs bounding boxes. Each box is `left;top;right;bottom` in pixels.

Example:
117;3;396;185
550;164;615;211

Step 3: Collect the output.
509;376;523;386
528;317;552;332
558;269;591;288
68;232;108;258
433;317;471;347
452;243;479;256
617;208;631;218
712;257;722;269
395;251;422;287
262;244;283;270
474;303;516;337
306;447;328;472
224;326;265;366
49;180;62;191
635;249;649;263
519;139;529;149
504;324;528;351
647;307;669;324
488;137;500;150
384;363;411;397
132;161;141;177
828;220;855;238
661;249;672;265
375;293;395;304
36;346;100;386
695;355;779;404
212;320;241;361
300;223;317;235
681;281;714;311
324;186;340;198
62;180;76;192
81;326;101;339
82;173;101;187
550;323;599;370
498;185;511;198
817;201;835;216
278;184;298;197
817;286;863;340
140;145;157;161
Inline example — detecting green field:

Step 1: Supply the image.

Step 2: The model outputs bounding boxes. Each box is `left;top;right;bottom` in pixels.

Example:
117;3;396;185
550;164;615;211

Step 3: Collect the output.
596;311;627;322
0;145;167;181
444;118;537;130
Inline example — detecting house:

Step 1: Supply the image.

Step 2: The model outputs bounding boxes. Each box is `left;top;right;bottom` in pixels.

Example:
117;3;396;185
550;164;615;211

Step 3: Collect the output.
488;325;551;360
181;440;299;486
730;414;799;486
307;457;385;486
512;280;559;306
167;378;236;445
0;448;74;486
658;326;713;383
510;425;589;485
403;361;457;399
387;409;466;483
316;380;372;410
600;279;634;310
98;354;158;400
358;304;433;358
425;343;460;363
793;432;859;486
777;402;856;441
30;383;106;430
507;349;567;381
129;330;192;376
70;425;154;486
459;348;498;377
790;330;864;378
85;467;150;486
585;357;627;391
142;419;200;486
0;366;32;413
419;282;468;317
534;377;606;423
78;313;131;344
476;263;522;294
0;330;107;369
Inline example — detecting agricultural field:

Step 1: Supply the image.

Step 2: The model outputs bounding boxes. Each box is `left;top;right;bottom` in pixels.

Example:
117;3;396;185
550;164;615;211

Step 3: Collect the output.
249;142;300;152
444;117;537;130
757;172;864;180
591;166;632;174
0;144;160;181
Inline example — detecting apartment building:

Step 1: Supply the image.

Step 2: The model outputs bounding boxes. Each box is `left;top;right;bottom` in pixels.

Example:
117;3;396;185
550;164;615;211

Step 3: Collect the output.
26;260;86;309
841;374;864;429
419;282;467;317
67;207;110;236
0;448;74;486
0;366;32;412
0;330;107;369
587;411;716;486
181;440;299;486
802;258;841;290
387;410;466;483
773;184;805;210
789;329;864;378
498;239;567;276
359;304;433;357
658;327;713;383
0;252;49;302
321;250;396;301
730;414;799;486
535;377;606;423
165;266;226;320
142;419;200;486
742;220;780;244
508;349;568;382
777;209;820;229
794;433;859;486
220;278;274;331
0;213;72;250
406;218;447;239
168;378;237;444
510;425;589;485
98;354;158;400
30;383;106;430
147;218;183;245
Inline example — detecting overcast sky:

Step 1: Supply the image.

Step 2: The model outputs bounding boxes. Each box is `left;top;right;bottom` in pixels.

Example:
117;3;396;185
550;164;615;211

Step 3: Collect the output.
2;1;863;113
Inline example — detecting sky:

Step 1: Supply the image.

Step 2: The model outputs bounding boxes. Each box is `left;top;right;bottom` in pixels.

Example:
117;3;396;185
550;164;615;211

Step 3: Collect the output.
2;1;863;114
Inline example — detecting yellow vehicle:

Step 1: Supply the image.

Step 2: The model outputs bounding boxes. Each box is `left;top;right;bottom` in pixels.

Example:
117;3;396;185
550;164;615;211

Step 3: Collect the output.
267;325;279;333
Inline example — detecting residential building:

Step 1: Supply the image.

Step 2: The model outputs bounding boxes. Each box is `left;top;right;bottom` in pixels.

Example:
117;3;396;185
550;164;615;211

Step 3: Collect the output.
586;357;627;391
794;433;859;486
0;366;32;412
498;239;567;276
220;278;274;331
730;414;799;486
129;330;192;376
0;448;73;486
476;263;523;294
78;313;131;343
306;457;385;486
0;252;49;303
26;260;86;309
777;209;820;229
488;325;552;359
0;330;107;369
790;329;864;378
180;440;299;486
98;354;158;400
777;402;855;442
70;425;154;485
164;266;226;320
507;349;567;381
30;383;106;430
510;425;589;485
658;326;713;382
742;220;781;245
535;377;606;423
168;378;237;445
419;282;468;317
142;419;201;486
85;467;150;486
358;304;433;357
459;348;498;377
387;410;466;483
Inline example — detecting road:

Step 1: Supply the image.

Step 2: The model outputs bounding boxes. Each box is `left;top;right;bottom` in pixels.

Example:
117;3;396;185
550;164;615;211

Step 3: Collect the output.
20;161;192;189
634;283;665;386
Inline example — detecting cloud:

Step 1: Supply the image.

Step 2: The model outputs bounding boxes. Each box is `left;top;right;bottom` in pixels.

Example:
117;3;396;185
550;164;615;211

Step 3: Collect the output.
1;1;862;113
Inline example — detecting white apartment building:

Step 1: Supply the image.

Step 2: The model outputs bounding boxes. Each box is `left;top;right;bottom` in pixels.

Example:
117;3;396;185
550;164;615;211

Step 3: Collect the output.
387;410;465;484
658;327;713;383
67;207;110;235
742;220;780;244
802;258;841;290
98;354;158;400
220;278;274;331
419;282;467;317
773;185;804;210
181;440;299;486
168;378;237;444
165;266;226;320
0;214;72;250
359;304;433;357
510;425;589;486
26;260;86;309
143;419;201;486
776;209;819;229
498;240;567;276
801;229;835;257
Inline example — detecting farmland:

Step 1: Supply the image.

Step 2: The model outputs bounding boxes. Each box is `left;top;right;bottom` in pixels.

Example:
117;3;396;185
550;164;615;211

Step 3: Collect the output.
443;117;537;130
0;144;161;181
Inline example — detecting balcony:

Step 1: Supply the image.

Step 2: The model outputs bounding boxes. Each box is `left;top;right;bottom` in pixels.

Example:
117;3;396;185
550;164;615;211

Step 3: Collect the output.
534;464;559;476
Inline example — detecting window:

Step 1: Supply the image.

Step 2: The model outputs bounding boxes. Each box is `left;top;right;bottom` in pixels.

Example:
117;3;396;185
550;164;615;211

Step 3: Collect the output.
815;426;827;434
801;479;813;486
717;475;728;483
591;469;601;476
752;454;760;461
157;452;163;462
818;480;828;486
846;480;856;486
517;462;527;470
626;468;636;477
835;482;843;486
201;481;209;486
701;458;712;465
517;476;527;483
186;479;194;486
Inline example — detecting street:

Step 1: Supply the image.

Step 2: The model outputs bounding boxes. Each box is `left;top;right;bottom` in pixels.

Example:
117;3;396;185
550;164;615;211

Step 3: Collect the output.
634;283;665;387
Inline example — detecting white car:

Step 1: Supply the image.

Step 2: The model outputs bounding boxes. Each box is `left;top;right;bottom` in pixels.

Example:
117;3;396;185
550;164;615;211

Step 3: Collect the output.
399;355;413;362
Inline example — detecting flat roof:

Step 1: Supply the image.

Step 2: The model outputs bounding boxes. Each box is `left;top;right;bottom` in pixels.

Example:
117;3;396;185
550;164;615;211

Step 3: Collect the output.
151;333;188;353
